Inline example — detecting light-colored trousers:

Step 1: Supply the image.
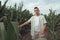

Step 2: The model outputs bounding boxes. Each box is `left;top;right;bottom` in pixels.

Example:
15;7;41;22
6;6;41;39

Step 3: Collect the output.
31;31;47;40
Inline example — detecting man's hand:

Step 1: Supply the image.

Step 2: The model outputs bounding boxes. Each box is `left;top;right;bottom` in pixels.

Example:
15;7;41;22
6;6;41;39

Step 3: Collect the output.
18;25;23;29
40;29;45;34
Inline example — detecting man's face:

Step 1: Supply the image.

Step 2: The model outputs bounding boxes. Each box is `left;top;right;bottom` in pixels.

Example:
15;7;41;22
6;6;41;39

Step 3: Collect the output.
34;8;39;14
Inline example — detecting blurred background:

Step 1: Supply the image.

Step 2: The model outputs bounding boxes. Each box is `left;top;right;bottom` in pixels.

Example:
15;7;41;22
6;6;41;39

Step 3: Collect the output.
0;0;60;40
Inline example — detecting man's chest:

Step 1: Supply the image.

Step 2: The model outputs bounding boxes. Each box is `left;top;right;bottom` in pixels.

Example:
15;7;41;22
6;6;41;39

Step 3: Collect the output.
33;16;43;22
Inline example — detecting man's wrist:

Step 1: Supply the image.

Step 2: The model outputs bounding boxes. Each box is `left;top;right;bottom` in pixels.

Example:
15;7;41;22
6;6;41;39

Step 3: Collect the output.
40;30;45;34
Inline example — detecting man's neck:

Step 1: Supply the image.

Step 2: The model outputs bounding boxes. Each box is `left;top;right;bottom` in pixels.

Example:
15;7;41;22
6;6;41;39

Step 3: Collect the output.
35;13;40;16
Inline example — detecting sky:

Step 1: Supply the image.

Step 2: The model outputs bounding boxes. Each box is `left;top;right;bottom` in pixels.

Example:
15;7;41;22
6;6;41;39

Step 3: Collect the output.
0;0;60;15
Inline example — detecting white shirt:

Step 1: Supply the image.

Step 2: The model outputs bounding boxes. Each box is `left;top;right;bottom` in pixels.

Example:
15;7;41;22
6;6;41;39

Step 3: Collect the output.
28;15;47;36
33;15;40;31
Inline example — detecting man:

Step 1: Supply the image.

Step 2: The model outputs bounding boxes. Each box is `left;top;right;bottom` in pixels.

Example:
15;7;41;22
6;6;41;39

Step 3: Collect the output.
18;7;47;40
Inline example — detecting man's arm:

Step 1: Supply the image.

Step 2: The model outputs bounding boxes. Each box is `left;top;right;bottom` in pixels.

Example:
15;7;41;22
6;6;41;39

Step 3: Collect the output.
43;23;47;31
40;23;47;34
18;16;32;28
18;21;30;28
40;16;47;34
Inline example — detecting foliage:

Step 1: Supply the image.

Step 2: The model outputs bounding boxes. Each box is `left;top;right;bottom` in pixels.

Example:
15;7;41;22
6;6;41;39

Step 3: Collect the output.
0;0;60;40
0;0;32;40
45;9;60;40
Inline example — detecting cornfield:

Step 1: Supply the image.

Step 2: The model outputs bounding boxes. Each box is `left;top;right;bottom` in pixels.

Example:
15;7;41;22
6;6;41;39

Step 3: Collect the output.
0;0;60;40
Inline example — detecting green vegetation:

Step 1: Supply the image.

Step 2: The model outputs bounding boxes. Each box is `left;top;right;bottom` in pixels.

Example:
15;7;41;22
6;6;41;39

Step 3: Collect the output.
0;0;60;40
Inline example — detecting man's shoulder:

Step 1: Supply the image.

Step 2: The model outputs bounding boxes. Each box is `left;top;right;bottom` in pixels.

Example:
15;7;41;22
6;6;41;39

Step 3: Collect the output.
30;16;34;19
32;15;34;17
31;15;44;17
39;15;44;17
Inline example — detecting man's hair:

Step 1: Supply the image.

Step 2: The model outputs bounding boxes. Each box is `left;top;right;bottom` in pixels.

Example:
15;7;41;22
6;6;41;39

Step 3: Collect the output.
34;7;39;9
